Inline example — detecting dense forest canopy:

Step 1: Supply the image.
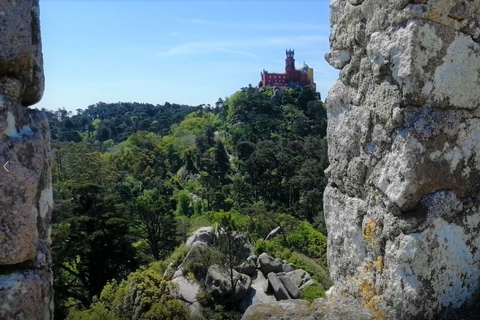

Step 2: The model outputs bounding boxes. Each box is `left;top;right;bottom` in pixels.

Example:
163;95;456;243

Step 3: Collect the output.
47;85;330;320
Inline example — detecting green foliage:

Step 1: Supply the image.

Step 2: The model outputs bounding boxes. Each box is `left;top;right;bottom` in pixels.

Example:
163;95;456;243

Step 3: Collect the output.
176;190;193;216
299;285;325;302
50;85;329;319
286;221;327;263
67;268;193;320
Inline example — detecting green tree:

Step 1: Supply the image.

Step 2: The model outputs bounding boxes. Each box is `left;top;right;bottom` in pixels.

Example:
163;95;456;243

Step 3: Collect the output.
131;188;178;260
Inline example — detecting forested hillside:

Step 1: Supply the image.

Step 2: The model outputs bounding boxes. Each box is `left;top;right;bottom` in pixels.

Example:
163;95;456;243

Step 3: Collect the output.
47;86;330;320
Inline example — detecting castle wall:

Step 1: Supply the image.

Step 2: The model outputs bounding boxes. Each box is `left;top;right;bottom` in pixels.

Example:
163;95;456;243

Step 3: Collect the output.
0;1;53;319
324;1;480;319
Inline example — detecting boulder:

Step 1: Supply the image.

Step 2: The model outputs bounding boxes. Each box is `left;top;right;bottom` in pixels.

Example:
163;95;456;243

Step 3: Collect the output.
286;269;311;288
236;258;257;276
267;272;291;301
172;275;203;319
182;241;208;266
239;270;276;312
241;297;375;320
282;263;295;273
215;230;254;261
277;272;300;299
186;226;214;250
205;264;251;301
258;253;283;276
241;299;324;320
172;268;184;279
299;279;316;292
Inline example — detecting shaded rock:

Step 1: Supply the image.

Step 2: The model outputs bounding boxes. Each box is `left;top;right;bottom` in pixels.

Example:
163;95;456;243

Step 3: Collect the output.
267;272;291;301
299;279;316;292
236;258;257;276
172;275;203;319
186;226;214;250
286;269;311;288
258;253;283;276
205;265;251;301
282;263;295;273
239;270;276;312
215;230;254;261
277;272;300;299
0;0;44;106
182;242;208;266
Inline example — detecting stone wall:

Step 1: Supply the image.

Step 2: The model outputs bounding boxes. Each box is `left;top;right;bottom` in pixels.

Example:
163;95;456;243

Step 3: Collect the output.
324;0;480;319
0;0;53;319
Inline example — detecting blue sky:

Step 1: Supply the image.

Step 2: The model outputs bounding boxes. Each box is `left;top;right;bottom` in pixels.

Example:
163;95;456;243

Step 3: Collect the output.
36;0;337;112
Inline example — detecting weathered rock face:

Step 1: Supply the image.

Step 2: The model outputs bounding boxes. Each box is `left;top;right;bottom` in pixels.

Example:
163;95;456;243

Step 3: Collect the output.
325;0;480;319
0;1;52;319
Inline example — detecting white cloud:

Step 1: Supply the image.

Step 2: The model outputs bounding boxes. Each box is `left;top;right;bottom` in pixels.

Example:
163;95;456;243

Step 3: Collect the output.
157;35;326;57
181;19;329;32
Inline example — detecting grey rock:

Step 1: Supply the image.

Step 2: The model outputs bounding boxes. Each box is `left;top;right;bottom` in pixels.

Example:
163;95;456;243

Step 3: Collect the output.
0;1;53;318
205;264;251;301
185;226;214;250
239;270;276;312
286;269;311;288
258;253;284;276
0;0;44;106
299;279;316;292
172;275;203;319
282;263;295;273
277;272;300;299
325;0;480;319
236;258;257;276
267;272;291;301
241;299;323;320
172;268;184;279
215;229;254;261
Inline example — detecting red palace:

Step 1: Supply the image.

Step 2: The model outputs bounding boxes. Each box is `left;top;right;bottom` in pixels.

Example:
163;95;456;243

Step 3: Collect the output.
259;49;316;89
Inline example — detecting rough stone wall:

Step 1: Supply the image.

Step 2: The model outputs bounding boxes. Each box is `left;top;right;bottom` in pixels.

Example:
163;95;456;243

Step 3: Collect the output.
324;0;480;319
0;0;53;319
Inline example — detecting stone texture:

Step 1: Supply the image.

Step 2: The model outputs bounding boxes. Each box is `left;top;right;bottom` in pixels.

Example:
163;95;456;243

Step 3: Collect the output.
172;275;203;319
241;296;375;320
239;270;276;312
324;0;480;319
277;272;300;299
205;264;251;301
258;253;284;276
0;1;52;319
0;0;44;106
287;269;312;288
267;272;291;301
185;226;214;250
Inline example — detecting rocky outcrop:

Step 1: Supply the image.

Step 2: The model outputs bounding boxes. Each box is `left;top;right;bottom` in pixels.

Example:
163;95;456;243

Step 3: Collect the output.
0;1;53;319
172;275;203;319
239;270;276;312
186;226;214;250
324;0;480;319
205;264;252;301
258;252;284;275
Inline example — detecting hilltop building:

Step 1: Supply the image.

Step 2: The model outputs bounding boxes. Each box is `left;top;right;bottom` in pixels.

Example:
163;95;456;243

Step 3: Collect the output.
259;50;316;89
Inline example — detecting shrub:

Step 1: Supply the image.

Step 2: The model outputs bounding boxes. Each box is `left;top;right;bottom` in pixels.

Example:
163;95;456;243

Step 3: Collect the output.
300;285;325;302
68;268;193;320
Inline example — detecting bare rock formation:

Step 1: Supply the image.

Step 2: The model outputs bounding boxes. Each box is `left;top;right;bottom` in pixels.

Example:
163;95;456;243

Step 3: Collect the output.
0;0;53;319
324;0;480;319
